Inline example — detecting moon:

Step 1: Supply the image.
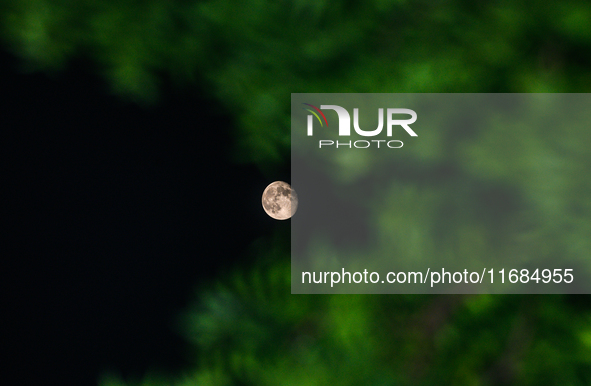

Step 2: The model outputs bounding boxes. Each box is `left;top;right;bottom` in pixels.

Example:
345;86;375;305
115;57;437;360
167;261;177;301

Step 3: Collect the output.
262;181;298;220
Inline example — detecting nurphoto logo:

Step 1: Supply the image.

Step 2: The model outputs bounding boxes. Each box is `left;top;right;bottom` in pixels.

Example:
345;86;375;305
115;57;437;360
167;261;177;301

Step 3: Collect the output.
303;103;417;149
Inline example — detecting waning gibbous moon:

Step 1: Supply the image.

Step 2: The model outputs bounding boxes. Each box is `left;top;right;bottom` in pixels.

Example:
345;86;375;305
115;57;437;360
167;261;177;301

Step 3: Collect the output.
262;181;298;220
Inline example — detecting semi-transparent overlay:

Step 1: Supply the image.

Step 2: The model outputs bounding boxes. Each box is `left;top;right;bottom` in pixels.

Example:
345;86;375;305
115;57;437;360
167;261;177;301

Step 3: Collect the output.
291;93;591;294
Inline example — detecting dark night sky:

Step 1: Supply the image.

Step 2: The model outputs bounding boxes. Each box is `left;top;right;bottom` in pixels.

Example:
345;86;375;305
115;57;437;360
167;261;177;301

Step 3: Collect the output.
2;50;284;386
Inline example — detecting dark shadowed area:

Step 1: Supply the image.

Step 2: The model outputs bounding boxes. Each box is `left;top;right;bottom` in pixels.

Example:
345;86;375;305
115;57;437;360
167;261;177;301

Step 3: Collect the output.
2;50;282;385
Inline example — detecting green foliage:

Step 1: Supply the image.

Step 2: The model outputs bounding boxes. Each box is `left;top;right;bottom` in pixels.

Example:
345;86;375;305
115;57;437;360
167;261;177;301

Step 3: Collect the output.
4;0;591;165
102;237;591;385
